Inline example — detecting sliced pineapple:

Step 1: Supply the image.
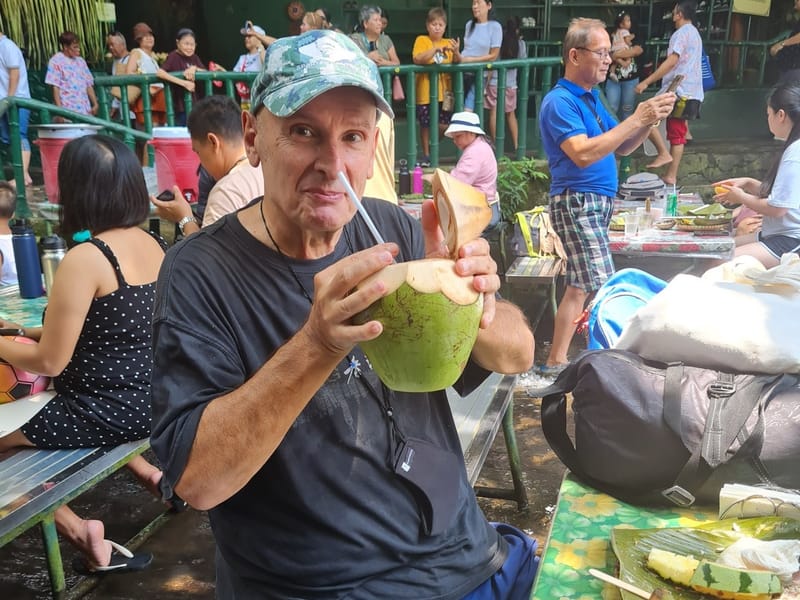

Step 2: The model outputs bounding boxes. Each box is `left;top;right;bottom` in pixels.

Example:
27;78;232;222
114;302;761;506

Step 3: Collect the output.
647;548;700;587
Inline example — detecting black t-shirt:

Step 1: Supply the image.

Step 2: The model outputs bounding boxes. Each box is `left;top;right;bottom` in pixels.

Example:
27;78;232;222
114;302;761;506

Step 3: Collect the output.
150;198;506;599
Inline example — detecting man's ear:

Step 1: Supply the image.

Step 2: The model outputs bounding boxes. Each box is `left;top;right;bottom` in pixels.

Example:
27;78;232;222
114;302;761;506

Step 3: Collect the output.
207;132;222;153
568;48;579;66
242;111;261;167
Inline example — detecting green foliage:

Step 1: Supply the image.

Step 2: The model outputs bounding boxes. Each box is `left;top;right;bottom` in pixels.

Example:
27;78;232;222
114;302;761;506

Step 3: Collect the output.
496;156;549;222
0;0;106;69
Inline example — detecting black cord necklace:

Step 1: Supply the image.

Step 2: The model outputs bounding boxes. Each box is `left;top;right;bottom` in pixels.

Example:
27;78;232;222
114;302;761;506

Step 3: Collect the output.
258;199;401;465
259;200;313;304
258;200;358;304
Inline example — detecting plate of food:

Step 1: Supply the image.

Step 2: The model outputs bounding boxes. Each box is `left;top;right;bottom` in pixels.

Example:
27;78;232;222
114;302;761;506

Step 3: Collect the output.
610;214;627;231
689;202;731;217
694;215;732;226
655;218;676;230
611;516;800;600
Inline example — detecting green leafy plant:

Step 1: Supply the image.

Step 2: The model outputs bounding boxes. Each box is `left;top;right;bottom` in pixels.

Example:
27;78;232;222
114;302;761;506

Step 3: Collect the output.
496;156;549;222
0;0;105;68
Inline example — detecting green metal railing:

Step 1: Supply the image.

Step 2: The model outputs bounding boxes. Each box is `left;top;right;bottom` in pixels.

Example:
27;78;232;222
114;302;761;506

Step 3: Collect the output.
0;34;785;215
375;57;562;167
0;97;150;216
94;61;564;168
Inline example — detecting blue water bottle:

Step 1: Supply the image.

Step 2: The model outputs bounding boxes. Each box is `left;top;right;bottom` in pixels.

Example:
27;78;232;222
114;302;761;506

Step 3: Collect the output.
11;220;44;299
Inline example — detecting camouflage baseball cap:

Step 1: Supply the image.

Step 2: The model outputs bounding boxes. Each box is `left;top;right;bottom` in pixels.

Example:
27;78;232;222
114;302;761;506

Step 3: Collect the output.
250;29;394;119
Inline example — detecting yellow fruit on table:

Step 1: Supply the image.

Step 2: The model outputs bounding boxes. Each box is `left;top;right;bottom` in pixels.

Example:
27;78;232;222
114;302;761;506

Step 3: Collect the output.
647;548;699;587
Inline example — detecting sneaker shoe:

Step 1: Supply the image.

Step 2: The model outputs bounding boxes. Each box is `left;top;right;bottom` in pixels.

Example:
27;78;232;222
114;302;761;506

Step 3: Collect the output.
419;155;431;168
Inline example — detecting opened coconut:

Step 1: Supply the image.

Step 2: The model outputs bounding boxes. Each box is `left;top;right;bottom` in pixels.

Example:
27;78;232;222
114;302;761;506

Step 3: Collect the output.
354;259;483;392
431;169;492;258
354;175;491;392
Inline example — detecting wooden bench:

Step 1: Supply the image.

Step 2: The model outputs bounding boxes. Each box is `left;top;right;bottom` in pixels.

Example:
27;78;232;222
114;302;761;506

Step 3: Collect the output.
504;256;563;330
0;437;161;599
447;372;528;510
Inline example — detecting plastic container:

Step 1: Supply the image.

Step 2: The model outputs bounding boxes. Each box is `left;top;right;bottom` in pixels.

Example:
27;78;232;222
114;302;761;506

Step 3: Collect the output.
150;127;200;200
34;124;100;203
40;235;67;296
412;163;424;195
11;221;44;299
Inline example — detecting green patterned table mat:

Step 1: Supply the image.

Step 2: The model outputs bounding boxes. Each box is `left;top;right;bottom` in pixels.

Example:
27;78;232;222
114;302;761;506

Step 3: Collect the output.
531;473;715;599
0;285;48;329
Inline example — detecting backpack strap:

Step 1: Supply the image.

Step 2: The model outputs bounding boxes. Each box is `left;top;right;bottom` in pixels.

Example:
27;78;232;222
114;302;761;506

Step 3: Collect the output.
662;372;770;507
515;208;542;257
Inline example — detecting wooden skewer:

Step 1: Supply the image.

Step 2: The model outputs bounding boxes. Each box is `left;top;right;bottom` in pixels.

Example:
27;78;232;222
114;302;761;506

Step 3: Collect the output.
588;568;663;599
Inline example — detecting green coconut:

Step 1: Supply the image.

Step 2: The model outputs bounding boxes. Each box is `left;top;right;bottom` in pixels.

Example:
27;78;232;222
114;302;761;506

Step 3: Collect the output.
354;258;483;392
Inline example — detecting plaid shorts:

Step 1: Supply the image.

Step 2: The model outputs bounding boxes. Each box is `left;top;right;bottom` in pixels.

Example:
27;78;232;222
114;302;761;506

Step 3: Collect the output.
549;191;615;292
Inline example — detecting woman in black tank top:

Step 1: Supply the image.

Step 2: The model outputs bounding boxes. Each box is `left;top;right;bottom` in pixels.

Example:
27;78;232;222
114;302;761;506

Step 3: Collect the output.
0;135;173;574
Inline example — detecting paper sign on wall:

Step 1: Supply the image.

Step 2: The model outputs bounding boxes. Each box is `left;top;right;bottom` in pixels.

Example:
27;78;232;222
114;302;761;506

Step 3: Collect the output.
732;0;770;17
96;2;117;23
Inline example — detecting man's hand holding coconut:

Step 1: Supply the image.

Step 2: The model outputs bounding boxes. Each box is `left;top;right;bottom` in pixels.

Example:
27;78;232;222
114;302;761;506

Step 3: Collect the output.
150;30;539;600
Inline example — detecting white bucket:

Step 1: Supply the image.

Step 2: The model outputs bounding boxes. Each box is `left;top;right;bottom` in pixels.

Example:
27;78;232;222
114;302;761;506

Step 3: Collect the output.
151;126;190;139
36;124;102;140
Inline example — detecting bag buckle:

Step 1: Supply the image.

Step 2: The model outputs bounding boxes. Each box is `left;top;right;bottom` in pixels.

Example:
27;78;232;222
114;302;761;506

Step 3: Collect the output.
708;374;736;398
661;485;696;507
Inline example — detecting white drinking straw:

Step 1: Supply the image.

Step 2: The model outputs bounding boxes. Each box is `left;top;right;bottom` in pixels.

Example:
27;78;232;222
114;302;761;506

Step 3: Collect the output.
337;171;386;245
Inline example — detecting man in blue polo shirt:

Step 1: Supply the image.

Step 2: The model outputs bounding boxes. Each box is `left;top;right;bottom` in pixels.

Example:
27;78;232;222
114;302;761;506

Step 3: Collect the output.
537;17;675;375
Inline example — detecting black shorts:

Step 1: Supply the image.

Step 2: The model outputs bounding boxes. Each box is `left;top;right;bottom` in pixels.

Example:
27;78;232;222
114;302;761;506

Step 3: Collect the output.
758;232;800;259
416;103;452;129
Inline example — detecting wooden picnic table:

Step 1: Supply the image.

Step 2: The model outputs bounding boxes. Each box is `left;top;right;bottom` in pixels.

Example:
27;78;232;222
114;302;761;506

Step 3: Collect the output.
531;473;716;599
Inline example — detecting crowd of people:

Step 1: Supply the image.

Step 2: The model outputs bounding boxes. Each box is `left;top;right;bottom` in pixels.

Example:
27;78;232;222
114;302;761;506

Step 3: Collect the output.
0;3;799;596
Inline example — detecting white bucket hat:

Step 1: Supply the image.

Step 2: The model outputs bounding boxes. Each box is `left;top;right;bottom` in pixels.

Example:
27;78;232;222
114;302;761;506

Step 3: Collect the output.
444;112;486;138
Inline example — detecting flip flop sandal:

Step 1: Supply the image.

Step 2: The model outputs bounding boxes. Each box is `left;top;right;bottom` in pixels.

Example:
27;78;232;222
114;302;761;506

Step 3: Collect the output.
72;539;153;576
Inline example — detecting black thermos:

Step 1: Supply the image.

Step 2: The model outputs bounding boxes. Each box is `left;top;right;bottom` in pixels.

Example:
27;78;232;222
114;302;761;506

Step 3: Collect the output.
398;159;410;196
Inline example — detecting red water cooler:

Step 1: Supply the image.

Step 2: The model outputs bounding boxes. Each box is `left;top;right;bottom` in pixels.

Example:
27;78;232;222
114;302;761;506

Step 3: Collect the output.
35;124;101;203
151;127;200;200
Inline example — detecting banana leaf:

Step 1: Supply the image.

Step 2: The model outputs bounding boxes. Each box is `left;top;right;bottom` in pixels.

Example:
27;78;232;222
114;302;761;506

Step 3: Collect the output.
689;202;730;216
611;517;800;600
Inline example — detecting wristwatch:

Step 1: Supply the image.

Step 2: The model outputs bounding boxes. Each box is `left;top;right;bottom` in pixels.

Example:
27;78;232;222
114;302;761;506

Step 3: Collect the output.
177;215;197;236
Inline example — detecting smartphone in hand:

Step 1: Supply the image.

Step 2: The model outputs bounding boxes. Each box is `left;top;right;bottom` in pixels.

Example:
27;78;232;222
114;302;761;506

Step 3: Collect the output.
156;190;175;201
665;74;685;94
0;328;25;337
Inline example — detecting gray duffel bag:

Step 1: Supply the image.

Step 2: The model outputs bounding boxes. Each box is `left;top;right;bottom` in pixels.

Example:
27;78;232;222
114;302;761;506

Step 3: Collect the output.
540;349;800;506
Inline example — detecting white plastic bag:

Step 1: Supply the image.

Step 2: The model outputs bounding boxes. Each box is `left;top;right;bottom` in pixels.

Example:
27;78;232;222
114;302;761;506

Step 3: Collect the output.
615;273;800;374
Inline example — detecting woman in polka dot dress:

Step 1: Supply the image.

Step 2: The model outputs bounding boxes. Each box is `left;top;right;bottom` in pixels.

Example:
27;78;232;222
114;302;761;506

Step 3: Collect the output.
0;135;167;573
